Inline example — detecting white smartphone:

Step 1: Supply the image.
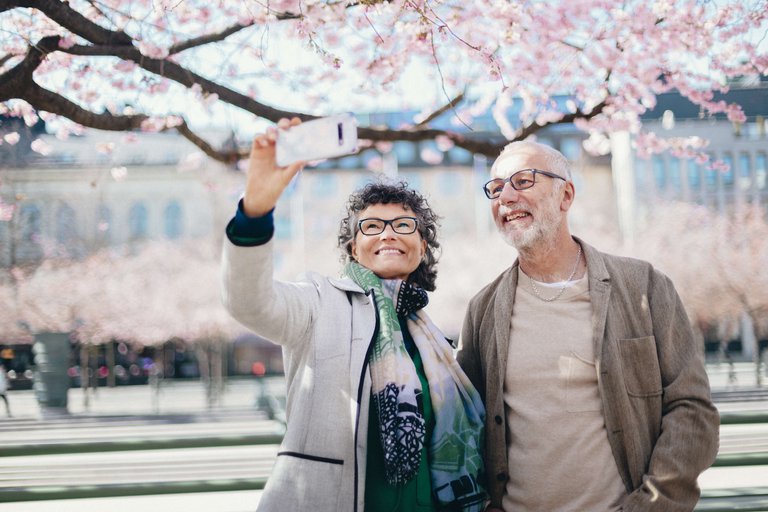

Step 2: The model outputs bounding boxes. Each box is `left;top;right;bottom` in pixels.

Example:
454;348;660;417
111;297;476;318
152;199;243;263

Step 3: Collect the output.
275;113;359;167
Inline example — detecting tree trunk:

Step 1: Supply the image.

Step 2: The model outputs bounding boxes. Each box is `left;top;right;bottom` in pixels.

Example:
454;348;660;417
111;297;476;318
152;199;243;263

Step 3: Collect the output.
90;344;99;396
196;342;212;409
80;343;89;410
106;340;116;388
211;341;223;408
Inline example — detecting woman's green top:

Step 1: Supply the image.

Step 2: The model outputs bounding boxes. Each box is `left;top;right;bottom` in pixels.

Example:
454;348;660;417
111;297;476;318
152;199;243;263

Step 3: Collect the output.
365;317;439;512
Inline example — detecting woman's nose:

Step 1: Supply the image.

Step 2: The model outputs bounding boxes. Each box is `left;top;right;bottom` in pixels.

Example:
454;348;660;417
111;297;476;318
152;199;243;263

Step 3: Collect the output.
378;225;398;238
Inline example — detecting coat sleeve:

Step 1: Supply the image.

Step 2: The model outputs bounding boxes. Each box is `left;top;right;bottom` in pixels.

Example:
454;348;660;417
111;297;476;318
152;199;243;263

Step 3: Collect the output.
221;237;320;348
623;271;720;512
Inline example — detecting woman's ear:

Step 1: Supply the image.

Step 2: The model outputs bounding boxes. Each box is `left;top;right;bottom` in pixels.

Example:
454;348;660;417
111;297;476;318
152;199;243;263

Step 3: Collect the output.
350;240;358;261
421;239;427;259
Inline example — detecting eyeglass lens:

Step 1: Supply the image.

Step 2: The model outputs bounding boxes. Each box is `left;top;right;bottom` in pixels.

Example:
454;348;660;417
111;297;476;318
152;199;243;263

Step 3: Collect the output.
359;217;417;235
484;170;536;198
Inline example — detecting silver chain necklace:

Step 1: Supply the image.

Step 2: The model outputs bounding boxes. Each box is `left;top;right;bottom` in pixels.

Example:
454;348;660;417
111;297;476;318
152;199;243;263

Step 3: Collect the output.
529;245;583;302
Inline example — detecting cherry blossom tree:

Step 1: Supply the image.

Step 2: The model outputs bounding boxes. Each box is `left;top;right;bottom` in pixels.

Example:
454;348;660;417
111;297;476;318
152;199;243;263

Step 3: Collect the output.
630;202;768;383
1;0;766;165
5;238;246;409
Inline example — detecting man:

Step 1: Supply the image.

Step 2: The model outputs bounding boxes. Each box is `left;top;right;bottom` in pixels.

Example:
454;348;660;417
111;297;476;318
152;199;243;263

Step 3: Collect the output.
457;141;719;512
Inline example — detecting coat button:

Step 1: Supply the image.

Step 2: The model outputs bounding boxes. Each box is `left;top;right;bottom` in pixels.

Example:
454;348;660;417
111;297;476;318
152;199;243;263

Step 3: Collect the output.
496;472;507;482
494;415;502;425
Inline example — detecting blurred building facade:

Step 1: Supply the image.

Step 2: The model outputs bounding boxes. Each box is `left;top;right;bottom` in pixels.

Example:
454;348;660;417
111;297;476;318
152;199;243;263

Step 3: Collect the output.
1;80;766;366
613;79;768;241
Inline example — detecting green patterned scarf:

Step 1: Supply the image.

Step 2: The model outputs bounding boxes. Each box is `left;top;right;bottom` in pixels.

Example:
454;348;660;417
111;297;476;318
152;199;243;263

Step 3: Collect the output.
345;262;487;511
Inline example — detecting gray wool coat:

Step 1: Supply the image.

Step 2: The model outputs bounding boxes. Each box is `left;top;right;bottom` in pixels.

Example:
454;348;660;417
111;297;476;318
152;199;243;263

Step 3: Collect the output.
221;239;376;512
457;238;719;512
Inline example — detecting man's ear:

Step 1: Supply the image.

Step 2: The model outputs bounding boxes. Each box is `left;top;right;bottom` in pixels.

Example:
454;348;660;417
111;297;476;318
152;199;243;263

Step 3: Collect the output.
560;181;575;212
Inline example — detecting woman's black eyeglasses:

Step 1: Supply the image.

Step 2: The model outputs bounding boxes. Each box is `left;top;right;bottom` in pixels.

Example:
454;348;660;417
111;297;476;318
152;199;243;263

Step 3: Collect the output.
357;217;418;236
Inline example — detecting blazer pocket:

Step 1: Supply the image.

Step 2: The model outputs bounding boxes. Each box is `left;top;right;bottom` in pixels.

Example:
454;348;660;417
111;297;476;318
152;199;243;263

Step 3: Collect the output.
618;336;663;398
259;451;344;511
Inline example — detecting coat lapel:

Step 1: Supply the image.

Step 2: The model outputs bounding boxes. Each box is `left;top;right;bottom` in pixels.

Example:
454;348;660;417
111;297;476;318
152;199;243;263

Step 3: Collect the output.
578;238;611;362
494;264;519;391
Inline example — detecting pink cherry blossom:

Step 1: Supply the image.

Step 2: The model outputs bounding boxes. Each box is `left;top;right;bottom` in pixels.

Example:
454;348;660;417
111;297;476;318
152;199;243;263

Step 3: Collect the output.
30;139;52;155
420;147;443;165
3;132;20;145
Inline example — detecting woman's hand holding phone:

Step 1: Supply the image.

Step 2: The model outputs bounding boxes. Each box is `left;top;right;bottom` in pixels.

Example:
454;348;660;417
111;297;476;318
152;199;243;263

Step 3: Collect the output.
242;117;305;218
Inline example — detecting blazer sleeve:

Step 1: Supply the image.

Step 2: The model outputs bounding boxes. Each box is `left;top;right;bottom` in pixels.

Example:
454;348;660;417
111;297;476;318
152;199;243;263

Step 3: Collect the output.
623;270;720;512
221;237;319;348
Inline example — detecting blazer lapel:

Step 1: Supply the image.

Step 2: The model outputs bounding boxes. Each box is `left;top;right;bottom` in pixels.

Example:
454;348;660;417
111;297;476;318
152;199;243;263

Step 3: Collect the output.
494;264;519;391
578;238;612;368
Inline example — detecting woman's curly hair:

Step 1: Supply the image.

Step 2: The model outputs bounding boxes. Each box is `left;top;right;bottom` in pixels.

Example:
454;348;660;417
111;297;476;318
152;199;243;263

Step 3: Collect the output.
338;180;441;291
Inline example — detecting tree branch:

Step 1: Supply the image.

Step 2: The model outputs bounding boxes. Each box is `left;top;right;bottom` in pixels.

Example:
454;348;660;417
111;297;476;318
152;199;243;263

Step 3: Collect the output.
415;92;465;128
63;41;303;121
0;2;606;161
513;99;608;141
0;53;16;68
174;121;242;164
0;36;237;163
169;23;255;55
7;0;132;46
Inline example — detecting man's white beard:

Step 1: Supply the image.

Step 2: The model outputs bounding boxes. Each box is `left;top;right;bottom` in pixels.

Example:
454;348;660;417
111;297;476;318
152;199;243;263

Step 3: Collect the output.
498;196;561;251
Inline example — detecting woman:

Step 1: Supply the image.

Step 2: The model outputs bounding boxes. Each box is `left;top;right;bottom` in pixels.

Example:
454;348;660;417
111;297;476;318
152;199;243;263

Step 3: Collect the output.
221;119;486;512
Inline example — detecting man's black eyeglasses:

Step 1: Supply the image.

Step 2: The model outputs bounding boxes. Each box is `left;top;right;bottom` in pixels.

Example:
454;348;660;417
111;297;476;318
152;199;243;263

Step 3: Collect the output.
357;217;418;236
483;169;566;199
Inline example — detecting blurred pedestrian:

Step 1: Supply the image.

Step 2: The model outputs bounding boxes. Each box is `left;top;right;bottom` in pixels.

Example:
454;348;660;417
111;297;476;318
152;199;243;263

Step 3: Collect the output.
0;364;11;417
221;118;487;512
458;140;719;511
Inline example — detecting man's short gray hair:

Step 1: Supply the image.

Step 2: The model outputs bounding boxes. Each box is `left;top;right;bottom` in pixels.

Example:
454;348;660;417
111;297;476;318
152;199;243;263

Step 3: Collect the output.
491;141;573;183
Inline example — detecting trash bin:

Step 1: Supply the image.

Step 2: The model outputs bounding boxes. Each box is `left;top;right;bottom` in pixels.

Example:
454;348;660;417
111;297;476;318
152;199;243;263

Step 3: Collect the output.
32;332;71;413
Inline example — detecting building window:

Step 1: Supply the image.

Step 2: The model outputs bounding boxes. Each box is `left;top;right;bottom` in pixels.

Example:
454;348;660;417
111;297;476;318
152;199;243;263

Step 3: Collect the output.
738;152;752;190
652;156;666;190
19;204;41;242
56;204;78;248
669;158;681;192
393;142;417;166
756;153;767;190
560;138;582;161
129;202;148;239
721;153;734;187
337;155;361;169
634;158;648;192
164;201;183;240
96;205;111;245
446;146;472;165
687;160;701;190
705;153;718;190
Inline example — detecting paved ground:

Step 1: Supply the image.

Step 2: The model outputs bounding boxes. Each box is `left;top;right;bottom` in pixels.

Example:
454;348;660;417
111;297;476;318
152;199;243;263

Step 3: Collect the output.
1;361;762;420
0;489;263;512
1;376;284;419
0;363;766;512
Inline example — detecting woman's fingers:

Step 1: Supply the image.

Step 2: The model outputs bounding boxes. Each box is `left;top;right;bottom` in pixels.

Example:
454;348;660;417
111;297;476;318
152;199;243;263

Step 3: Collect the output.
276;116;301;130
